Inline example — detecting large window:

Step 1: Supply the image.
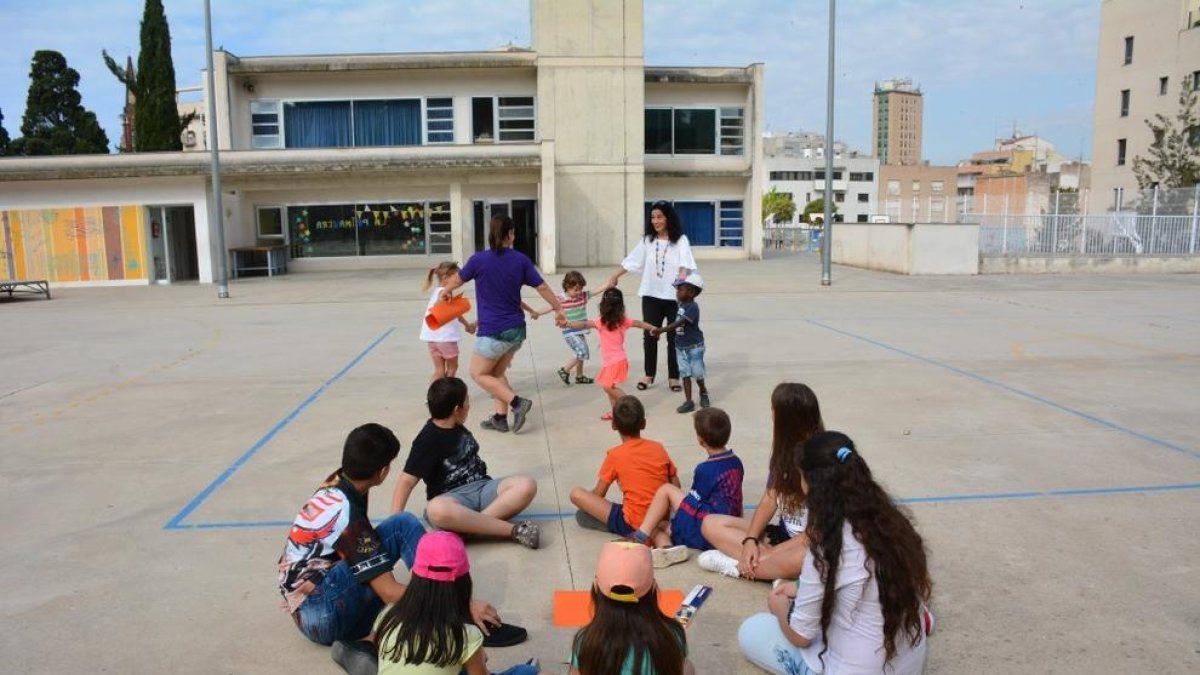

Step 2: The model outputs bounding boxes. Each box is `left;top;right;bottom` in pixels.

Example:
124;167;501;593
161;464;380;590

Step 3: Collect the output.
287;201;452;258
254;98;451;149
472;96;536;143
646;199;744;248
644;106;745;156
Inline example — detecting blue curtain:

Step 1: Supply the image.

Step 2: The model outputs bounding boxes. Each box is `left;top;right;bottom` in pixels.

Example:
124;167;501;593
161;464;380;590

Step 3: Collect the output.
283;102;352;148
675;201;716;246
353;100;420;147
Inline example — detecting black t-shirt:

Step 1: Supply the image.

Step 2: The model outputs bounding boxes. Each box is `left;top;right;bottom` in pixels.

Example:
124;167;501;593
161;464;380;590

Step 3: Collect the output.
403;420;491;500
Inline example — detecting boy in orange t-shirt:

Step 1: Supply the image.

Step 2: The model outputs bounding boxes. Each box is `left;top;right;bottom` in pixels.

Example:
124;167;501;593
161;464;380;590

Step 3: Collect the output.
569;395;680;536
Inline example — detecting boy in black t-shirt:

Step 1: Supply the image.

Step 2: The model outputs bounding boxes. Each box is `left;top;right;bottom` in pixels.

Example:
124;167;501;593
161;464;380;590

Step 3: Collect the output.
391;377;541;549
654;272;709;414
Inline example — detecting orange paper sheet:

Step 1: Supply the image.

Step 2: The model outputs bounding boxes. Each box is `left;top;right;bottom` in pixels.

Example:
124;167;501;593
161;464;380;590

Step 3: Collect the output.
552;589;685;627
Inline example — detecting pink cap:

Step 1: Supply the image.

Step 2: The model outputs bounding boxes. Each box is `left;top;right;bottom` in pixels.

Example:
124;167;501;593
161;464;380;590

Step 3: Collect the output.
594;541;655;603
412;531;470;582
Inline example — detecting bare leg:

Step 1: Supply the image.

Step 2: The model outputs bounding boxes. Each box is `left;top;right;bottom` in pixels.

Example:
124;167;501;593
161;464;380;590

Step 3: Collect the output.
426;478;536;540
471;349;518;417
429;351;448;383
480;475;537;520
700;513;753;558
574;360;585;377
637;484;685;539
745;535;809;581
570;487;615;524
682;378;693;403
444;356;460;379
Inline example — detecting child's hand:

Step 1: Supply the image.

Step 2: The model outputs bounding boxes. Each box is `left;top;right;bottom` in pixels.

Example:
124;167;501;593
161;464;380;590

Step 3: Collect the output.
465;321;478;335
768;583;794;617
650;327;662;337
738;541;762;578
528;309;540;320
469;598;501;635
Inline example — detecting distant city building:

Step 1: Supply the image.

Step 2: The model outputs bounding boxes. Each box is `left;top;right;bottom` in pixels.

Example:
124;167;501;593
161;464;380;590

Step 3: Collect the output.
877;164;957;222
1090;0;1200;212
957;133;1090;215
765;144;879;224
872;78;923;166
763;131;850;160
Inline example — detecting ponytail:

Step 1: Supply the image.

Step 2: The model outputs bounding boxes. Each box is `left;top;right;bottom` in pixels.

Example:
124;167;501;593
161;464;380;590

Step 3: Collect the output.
421;267;437;292
422;261;460;292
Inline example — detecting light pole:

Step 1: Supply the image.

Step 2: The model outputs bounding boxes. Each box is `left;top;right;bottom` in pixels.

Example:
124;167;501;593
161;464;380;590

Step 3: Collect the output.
204;0;229;298
821;0;836;286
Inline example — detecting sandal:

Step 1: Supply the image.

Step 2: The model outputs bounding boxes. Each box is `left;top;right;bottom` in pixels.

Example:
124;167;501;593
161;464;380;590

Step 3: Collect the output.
669;379;682;392
575;374;594;384
636;377;654;391
600;411;614;421
557;367;571;385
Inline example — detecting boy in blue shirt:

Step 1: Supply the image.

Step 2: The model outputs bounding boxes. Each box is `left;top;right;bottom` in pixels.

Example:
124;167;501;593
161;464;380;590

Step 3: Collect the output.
630;407;744;568
654;272;707;413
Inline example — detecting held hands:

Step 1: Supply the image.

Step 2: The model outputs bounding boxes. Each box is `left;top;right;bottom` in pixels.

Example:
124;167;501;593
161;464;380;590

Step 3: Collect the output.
465;321;478;335
470;598;501;635
527;307;541;320
554;310;568;328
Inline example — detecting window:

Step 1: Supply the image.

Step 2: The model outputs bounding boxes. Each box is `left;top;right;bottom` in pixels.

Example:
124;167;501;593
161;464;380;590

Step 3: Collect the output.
472;96;536;143
863;171;874;181
644;106;744;155
645;109;672;153
887;179;901;195
250;100;282;149
856;214;868;223
279;99;422;148
912;180;921;192
849;172;864;181
1117;138;1127;165
646;199;744;247
427;202;452;254
719;108;744;155
1123;36;1133;65
284;101;352;148
931;180;944;193
1120;89;1130;117
800;171;814;181
1193;70;1200;91
425;98;454;144
912;197;921;220
472;97;495;142
857;193;870;203
718;201;744;247
256;207;284;240
352;100;421;147
770;171;805;181
287;201;451;258
834;191;845;203
1160;76;1170;96
673;109;717;154
885;199;901;219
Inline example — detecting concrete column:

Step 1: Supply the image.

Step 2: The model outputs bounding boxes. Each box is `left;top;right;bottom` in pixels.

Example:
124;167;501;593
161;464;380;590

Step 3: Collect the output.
196;187;215;284
746;63;766;260
539;141;557;274
212;50;233;150
449;182;464;264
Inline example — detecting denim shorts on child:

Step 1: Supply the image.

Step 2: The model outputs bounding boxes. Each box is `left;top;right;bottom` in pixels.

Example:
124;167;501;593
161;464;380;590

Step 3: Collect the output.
475;326;526;360
563;333;590;360
675;343;706;379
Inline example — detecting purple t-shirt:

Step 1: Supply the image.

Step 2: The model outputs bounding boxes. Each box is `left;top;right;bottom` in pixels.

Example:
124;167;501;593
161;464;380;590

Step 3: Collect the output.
459;248;544;337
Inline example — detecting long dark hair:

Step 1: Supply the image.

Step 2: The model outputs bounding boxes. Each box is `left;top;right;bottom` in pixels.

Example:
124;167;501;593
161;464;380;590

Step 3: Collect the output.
644;201;684;243
572;586;686;675
598;287;626;330
488;215;515;252
801;431;931;666
375;574;474;667
767;383;824;515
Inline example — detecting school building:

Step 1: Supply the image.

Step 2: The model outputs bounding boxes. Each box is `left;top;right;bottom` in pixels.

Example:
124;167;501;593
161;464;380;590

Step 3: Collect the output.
0;0;764;287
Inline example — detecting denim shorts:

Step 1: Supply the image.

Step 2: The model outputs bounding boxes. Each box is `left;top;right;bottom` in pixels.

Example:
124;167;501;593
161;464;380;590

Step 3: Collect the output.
563;333;590;361
676;343;706;379
475;326;526;360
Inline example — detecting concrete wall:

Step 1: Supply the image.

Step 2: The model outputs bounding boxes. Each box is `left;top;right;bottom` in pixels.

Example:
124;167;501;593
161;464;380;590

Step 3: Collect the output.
980;255;1200;274
832;222;980;275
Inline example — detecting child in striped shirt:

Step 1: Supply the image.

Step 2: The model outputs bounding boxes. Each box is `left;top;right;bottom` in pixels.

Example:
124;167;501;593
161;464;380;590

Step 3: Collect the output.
533;271;612;385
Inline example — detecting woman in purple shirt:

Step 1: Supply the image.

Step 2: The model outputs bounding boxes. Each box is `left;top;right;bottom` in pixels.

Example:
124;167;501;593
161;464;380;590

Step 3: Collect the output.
441;216;564;434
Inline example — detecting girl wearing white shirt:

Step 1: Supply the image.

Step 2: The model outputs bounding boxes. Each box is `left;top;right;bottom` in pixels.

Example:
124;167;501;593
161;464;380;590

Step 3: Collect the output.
420;261;476;382
739;432;932;675
606;201;697;392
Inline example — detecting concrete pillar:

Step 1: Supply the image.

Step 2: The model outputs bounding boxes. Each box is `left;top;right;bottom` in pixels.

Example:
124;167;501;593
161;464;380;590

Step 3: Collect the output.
539;141;558;274
196;187;215;284
449;182;464;264
746;63;766;260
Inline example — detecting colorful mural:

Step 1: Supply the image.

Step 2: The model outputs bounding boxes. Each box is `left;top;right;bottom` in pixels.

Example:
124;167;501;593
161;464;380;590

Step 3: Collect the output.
1;206;147;283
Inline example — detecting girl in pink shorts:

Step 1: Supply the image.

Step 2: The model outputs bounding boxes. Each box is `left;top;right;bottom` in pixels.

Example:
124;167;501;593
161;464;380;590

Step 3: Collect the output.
420;261;476;381
563;288;655;420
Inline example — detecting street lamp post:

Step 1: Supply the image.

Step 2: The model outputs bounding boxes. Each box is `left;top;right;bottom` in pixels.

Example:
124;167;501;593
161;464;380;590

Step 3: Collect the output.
821;0;836;286
204;0;229;298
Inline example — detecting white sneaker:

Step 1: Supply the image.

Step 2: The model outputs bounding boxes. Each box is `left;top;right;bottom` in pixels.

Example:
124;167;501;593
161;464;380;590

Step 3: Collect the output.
697;549;741;577
651;545;689;569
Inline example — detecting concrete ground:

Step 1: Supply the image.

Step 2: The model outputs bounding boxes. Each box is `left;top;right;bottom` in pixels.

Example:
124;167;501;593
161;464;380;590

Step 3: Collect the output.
1;252;1198;674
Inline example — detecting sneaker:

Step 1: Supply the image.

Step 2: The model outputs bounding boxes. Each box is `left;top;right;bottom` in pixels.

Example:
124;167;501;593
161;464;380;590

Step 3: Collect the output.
481;414;509;433
676;400;696;414
331;639;377;675
510;397;534;433
651;545;690;569
481;622;528;648
557;367;571;385
697;549;741;578
512;520;540;549
575;374;594;384
575;509;609;531
699;392;711;408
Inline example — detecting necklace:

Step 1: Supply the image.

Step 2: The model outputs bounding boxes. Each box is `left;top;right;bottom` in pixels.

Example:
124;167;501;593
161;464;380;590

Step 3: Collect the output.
654;240;668;278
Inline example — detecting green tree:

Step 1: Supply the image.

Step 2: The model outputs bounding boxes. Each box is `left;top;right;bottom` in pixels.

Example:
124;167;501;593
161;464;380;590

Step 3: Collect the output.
762;187;797;223
1132;79;1199;190
103;0;184;151
9;50;110;155
0;108;10;156
802;197;838;226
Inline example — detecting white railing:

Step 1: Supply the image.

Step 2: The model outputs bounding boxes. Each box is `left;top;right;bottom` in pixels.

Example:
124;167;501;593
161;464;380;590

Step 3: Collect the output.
763;224;822;252
975;213;1199;256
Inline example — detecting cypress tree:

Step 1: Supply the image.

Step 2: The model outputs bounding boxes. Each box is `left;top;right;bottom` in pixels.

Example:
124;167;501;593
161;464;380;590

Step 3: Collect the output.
135;0;183;151
10;50;110;156
0;108;10;156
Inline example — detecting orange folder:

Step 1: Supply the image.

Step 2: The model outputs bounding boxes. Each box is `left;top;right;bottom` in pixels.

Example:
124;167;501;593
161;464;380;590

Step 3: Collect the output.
552;589;685;627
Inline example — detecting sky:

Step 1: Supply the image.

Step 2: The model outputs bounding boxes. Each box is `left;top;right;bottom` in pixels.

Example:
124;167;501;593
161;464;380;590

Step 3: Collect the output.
0;0;1100;164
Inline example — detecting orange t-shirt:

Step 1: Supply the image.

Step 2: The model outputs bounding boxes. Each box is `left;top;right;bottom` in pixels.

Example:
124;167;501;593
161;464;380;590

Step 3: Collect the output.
598;437;678;529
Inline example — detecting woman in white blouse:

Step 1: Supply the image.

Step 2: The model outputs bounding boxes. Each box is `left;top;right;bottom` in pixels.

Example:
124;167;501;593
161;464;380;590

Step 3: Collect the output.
606;201;696;392
739;431;932;675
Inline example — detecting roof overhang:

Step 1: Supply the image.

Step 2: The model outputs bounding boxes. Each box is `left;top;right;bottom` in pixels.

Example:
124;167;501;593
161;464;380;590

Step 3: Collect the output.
226;50;537;74
644;66;758;84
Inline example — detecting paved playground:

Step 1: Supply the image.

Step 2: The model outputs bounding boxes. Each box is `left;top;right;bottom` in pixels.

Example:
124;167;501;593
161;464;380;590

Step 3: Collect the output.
2;252;1197;674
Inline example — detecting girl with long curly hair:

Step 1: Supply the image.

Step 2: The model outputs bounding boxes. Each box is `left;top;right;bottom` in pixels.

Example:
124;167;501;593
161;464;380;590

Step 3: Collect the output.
738;431;933;674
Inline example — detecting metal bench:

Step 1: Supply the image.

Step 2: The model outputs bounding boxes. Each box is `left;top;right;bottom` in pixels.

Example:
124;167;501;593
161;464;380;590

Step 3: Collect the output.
0;279;51;300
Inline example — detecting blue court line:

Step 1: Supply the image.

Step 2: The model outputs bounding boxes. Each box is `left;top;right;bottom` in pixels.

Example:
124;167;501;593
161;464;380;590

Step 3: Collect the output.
803;318;1200;461
163;327;396;530
170;482;1200;530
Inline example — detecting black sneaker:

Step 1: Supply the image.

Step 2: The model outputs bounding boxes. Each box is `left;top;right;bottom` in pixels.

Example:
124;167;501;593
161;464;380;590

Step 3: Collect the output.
575;509;609;531
699;392;711;408
676;400;696;414
331;639;377;675
481;414;510;433
510;397;534;433
482;622;528;648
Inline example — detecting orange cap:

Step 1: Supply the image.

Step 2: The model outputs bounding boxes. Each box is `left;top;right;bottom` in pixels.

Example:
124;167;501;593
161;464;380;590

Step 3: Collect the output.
594;541;655;603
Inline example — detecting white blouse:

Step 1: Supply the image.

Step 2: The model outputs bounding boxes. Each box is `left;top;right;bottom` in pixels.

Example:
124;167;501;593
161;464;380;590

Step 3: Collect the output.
620;235;697;300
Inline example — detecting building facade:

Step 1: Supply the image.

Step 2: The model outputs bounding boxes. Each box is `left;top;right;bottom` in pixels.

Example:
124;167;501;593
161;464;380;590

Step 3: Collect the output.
877;164;958;223
1090;0;1200;212
765;149;879;224
0;0;764;287
872;78;923;166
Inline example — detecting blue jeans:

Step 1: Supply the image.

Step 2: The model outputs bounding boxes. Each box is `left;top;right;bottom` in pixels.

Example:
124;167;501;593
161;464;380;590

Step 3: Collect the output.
738;613;816;675
296;512;425;645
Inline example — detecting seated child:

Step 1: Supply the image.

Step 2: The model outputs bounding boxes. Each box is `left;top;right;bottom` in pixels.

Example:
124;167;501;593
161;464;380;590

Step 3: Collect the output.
630;407;744;568
569;395;680;537
391;377;541;549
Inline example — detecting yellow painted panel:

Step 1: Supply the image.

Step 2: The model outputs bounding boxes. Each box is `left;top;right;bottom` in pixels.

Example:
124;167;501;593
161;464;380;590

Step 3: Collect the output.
10;211;28;279
84;207;108;281
22;210;48;280
49;207;80;282
120;205;146;279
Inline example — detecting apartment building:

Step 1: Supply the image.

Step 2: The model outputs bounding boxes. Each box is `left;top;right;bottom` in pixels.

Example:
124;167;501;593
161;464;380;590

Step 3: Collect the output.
872;78;923;166
765;147;879;224
957;133;1090;215
877;164;958;223
1090;0;1200;212
0;0;764;286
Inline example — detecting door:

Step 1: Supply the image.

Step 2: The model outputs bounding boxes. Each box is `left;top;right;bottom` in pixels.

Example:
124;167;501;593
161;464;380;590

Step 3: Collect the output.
471;201;536;264
165;207;199;281
148;206;168;283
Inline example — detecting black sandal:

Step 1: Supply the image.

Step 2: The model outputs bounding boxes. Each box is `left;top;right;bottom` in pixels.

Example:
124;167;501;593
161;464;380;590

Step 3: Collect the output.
636;377;654;391
669;379;682;392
